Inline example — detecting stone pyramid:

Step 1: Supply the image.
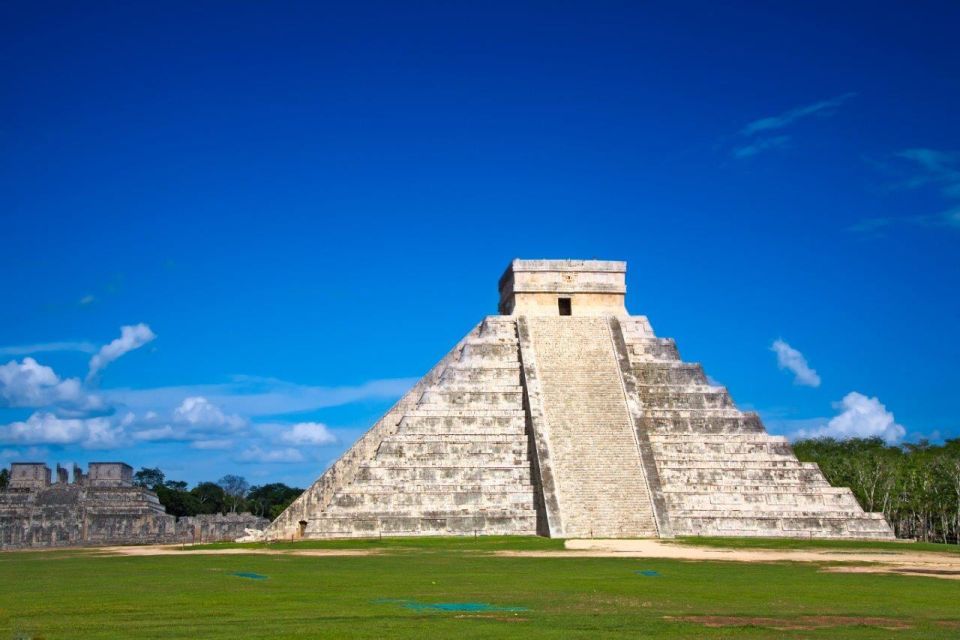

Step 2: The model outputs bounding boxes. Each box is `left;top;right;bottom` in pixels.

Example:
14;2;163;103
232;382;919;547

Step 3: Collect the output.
266;260;893;540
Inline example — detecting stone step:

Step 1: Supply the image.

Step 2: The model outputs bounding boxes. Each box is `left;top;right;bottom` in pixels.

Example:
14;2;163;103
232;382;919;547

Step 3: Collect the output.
380;437;526;449
396;428;529;438
459;342;520;363
656;459;811;470
418;389;523;408
404;409;526;418
367;449;530;465
354;466;532;484
669;514;894;538
663;481;850;495
330;483;535;494
384;434;528;445
640;415;766;433
658;468;828;484
635;389;734;410
673;508;885;519
330;491;537;510
626;338;680;362
649;433;787;444
398;414;525;430
444;361;521;371
631;362;707;385
440;367;522;385
464;336;518;346
619;317;655;339
479;317;519;339
641;409;751;420
304;513;538;537
431;383;522;392
653;452;799;464
665;493;863;510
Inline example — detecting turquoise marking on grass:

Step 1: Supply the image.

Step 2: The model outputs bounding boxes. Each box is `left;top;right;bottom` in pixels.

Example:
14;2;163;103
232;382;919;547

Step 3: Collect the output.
231;572;268;580
635;570;660;577
374;599;528;612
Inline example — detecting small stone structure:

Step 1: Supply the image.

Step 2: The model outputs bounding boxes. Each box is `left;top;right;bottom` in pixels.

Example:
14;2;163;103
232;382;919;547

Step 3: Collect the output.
0;462;268;549
266;259;894;540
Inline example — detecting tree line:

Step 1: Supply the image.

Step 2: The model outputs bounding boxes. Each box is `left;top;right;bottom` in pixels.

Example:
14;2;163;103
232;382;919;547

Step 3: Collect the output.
793;437;960;543
132;467;303;520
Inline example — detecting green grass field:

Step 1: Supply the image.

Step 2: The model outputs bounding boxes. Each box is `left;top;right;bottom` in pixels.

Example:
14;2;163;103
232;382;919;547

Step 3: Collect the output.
2;537;959;639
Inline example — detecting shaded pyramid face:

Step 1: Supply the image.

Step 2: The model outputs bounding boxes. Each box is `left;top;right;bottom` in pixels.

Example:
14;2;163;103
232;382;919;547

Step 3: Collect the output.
267;260;893;540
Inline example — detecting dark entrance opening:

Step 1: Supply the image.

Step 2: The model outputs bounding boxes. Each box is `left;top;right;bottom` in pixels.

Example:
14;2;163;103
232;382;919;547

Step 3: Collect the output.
298;520;308;538
558;297;572;316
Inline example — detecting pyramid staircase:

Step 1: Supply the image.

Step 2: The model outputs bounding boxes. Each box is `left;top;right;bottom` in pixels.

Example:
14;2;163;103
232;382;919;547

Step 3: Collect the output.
266;260;893;540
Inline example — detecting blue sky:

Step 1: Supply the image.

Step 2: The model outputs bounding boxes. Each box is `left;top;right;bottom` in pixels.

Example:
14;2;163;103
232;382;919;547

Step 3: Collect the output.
1;2;958;487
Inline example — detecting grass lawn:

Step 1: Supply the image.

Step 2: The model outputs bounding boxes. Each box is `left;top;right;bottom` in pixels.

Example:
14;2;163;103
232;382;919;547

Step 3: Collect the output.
1;537;958;639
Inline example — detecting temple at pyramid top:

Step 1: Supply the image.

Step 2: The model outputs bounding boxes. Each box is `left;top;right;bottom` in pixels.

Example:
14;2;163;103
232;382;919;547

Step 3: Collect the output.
266;258;894;541
498;259;627;316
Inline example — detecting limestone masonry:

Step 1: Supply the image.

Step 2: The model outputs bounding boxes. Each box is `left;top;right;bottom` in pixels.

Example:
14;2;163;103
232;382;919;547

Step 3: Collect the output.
266;259;894;540
0;462;268;548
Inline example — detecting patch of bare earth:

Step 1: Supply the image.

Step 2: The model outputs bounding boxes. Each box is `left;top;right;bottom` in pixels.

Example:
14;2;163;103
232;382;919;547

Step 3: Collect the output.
496;539;960;580
821;565;960;580
665;615;912;631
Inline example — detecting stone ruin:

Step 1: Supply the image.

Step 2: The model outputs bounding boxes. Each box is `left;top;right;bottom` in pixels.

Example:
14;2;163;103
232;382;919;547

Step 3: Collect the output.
0;461;268;549
266;259;894;540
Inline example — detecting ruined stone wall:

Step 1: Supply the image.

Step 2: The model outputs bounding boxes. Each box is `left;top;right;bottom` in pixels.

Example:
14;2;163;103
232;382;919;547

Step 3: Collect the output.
0;485;268;549
170;513;270;544
0;485;175;548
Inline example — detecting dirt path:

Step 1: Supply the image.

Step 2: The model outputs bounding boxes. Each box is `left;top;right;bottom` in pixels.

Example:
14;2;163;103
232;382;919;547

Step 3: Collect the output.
494;539;960;580
63;539;960;580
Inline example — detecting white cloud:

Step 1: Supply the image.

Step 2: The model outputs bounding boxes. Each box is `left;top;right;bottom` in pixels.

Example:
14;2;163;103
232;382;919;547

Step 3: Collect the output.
173;397;246;430
793;392;905;444
191;439;235;450
0;358;90;408
0;341;98;356
732;135;791;159
741;92;857;136
733;92;855;160
854;148;960;233
107;376;416;418
280;422;337;446
771;339;821;387
87;323;156;381
236;446;305;464
131;425;178;442
0;446;48;460
0;412;126;449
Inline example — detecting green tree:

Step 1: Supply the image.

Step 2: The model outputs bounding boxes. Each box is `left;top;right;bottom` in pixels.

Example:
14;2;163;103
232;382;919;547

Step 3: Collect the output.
0;468;9;491
191;482;226;514
156;484;202;518
133;467;165;490
247;483;304;519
